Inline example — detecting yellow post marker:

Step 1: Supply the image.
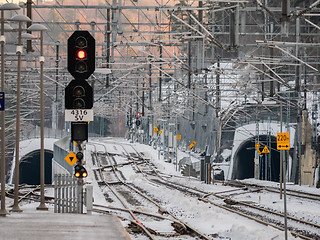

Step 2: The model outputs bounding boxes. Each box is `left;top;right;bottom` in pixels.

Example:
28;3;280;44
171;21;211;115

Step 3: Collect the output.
189;141;196;149
277;132;290;150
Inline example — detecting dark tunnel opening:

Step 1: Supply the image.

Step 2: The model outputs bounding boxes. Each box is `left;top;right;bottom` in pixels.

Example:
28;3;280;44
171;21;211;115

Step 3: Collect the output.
19;150;53;185
232;135;280;182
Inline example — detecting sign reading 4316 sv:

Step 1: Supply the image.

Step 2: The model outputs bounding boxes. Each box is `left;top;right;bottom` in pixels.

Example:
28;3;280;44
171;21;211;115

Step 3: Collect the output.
65;109;94;122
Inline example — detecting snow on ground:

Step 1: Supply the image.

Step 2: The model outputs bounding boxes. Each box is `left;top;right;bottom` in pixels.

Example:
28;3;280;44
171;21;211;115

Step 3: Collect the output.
87;139;308;239
4;137;320;239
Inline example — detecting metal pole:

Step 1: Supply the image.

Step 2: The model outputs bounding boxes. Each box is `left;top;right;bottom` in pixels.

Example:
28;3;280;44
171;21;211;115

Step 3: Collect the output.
216;58;220;117
280;102;283;199
26;0;32;52
189;151;191;179
12;21;23;212
53;42;59;129
278;99;288;239
37;30;48;210
142;77;145;116
0;9;7;216
187;12;191;89
283;149;288;240
148;62;152;110
106;9;110;88
159;45;162;102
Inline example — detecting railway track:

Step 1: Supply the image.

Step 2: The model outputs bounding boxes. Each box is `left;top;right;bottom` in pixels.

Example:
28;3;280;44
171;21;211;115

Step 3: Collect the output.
11;140;319;239
3;185;54;206
112;142;320;240
226;180;320;202
90;142;212;240
149;175;320;239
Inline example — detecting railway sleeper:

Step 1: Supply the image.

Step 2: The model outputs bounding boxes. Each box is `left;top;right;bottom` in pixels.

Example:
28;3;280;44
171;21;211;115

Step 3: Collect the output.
127;222;182;238
224;198;238;205
171;221;188;234
127;222;157;235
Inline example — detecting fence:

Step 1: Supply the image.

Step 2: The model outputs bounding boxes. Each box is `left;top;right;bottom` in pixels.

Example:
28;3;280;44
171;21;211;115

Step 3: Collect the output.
54;174;82;214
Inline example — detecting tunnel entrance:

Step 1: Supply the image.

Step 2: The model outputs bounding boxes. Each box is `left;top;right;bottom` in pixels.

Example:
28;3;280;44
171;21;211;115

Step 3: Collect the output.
232;135;280;182
19;150;53;185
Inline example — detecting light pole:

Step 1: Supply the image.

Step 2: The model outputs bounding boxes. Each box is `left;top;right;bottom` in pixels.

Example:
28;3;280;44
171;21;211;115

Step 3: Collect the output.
0;2;20;217
27;24;48;210
10;14;32;213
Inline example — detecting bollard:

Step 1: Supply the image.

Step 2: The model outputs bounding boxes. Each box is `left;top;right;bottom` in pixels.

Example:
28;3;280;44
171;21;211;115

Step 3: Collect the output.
200;159;205;181
206;163;211;184
86;185;93;215
212;166;215;184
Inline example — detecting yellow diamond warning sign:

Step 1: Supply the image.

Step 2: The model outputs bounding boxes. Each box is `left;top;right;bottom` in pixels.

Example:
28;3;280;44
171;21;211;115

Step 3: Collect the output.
261;146;270;153
255;142;261;154
64;152;78;166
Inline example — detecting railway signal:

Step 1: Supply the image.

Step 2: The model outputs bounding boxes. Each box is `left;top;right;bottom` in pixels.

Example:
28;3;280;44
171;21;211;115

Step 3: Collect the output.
74;151;87;178
71;122;88;142
136;112;141;126
66;30;95;142
74;164;87;178
68;30;95;80
65;79;93;109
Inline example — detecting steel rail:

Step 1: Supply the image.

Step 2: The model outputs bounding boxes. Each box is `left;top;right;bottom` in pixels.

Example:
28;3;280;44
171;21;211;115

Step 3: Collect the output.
93;150;156;240
116;144;211;240
127;144;320;240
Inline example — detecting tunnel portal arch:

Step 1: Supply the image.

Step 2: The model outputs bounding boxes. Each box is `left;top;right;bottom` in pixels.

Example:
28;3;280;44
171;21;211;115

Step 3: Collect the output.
19;150;53;185
231;135;280;182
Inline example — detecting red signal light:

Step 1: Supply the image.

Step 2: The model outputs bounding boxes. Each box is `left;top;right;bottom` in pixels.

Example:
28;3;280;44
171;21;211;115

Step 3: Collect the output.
77;50;86;59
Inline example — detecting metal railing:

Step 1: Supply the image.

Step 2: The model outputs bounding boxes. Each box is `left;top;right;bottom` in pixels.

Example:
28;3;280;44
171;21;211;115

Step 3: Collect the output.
54;174;82;214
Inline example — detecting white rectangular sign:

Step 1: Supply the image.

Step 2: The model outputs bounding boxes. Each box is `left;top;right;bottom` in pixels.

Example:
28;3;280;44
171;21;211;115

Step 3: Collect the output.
65;109;94;122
